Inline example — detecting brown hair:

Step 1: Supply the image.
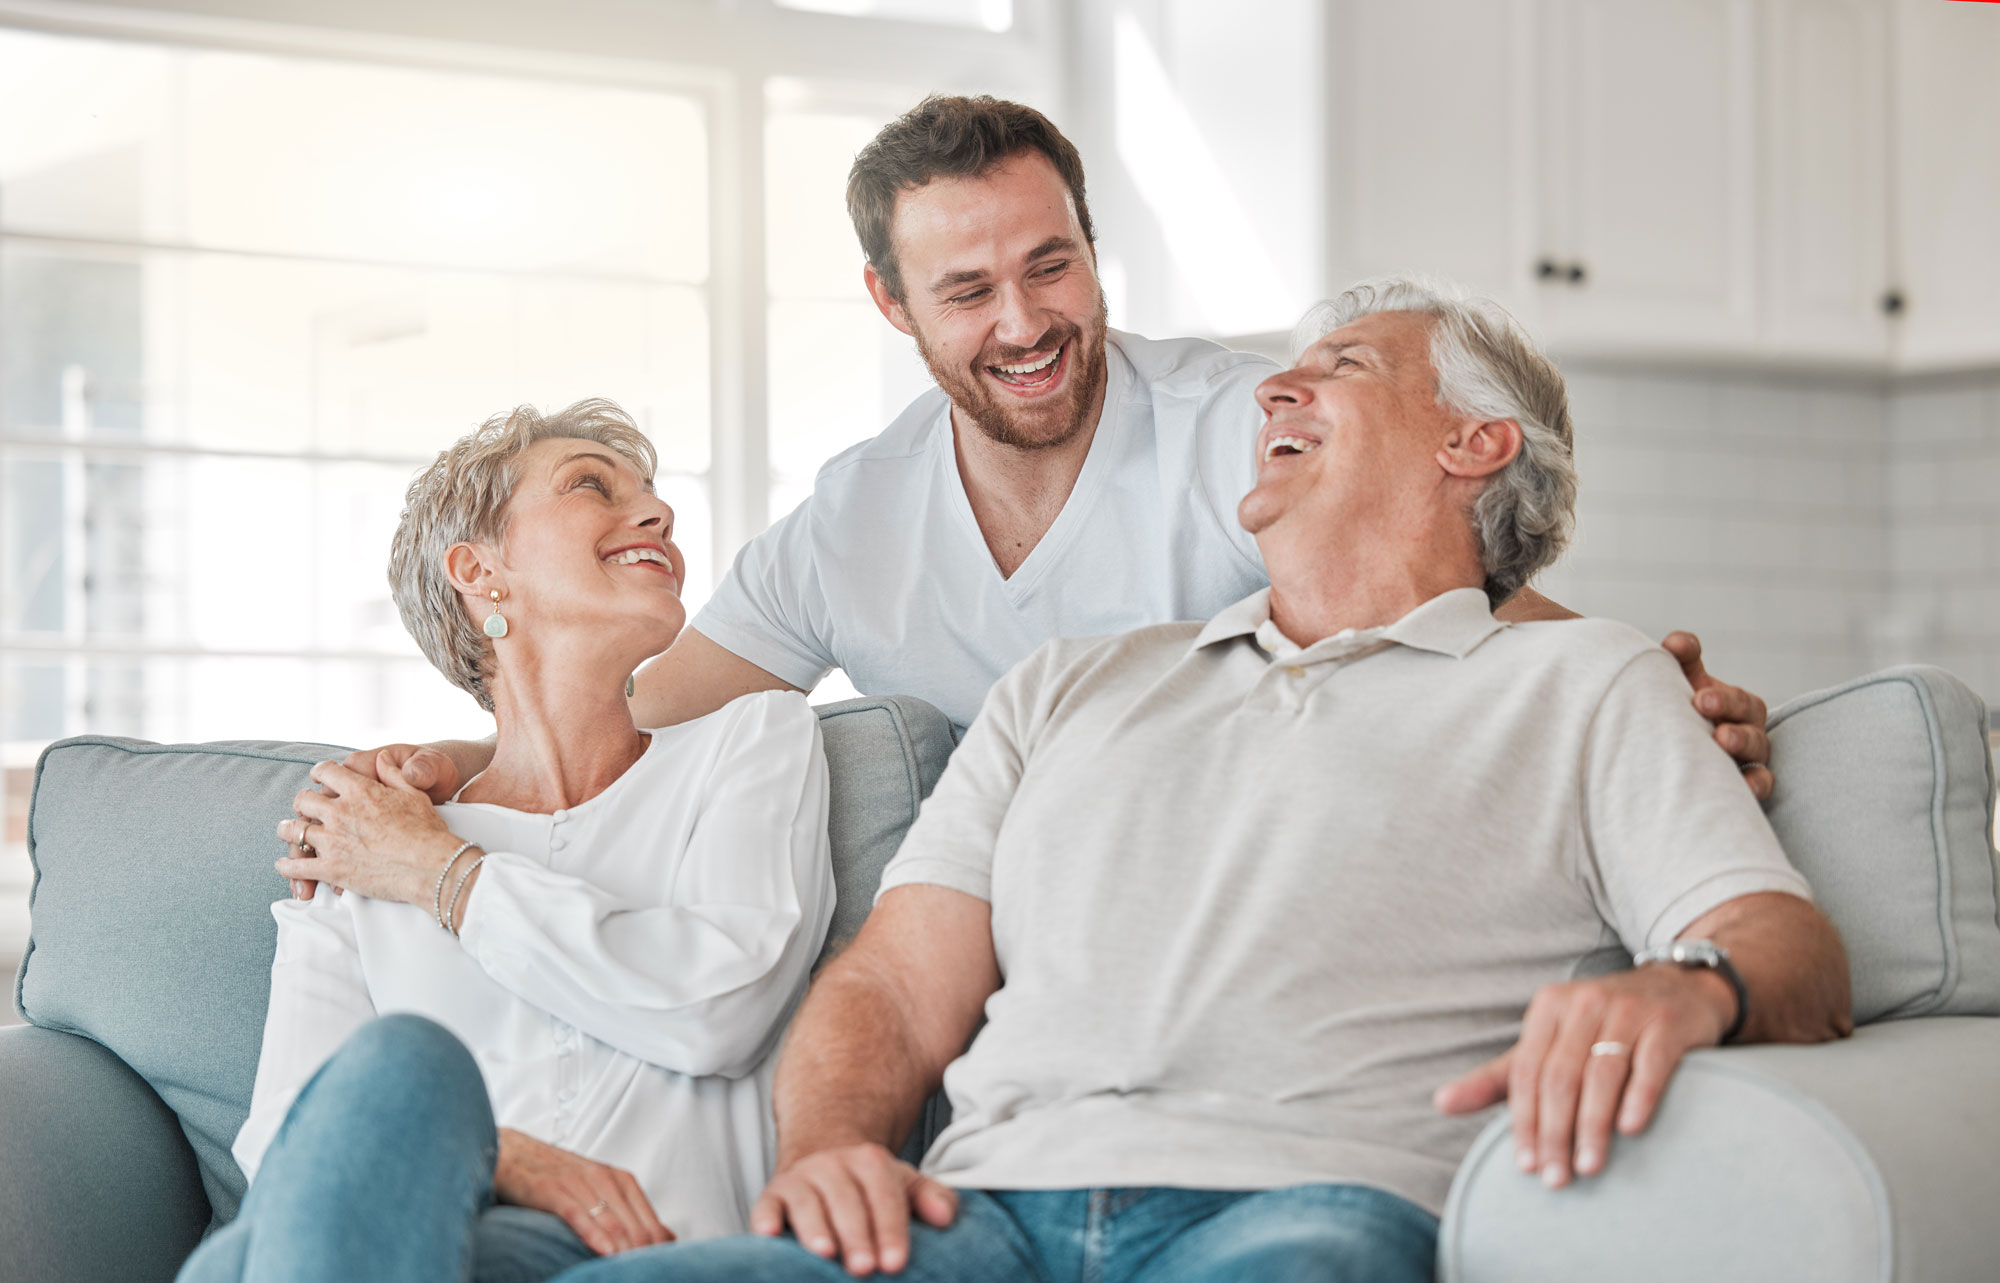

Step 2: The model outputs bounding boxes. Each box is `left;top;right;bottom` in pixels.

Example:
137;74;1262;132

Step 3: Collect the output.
847;94;1095;303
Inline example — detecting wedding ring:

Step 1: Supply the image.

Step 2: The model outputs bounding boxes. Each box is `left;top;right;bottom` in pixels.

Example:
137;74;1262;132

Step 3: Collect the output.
587;1202;611;1218
1589;1040;1632;1058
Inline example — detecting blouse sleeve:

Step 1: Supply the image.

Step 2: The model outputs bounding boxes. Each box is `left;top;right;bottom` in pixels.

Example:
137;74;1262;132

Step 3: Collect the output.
457;692;834;1079
231;887;377;1183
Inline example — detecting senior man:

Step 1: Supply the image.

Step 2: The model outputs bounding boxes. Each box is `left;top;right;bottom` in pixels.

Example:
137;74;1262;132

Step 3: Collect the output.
550;279;1853;1283
354;94;1773;802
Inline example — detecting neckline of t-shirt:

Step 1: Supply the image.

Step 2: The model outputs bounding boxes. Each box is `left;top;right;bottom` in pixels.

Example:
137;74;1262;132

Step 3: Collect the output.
938;339;1132;604
444;727;662;820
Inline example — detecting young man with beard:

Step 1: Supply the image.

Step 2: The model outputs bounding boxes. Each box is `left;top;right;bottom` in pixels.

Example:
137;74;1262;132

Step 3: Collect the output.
353;96;1773;815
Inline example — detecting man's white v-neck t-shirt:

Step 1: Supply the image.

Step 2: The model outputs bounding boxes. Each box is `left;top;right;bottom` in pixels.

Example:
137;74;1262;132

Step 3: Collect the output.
695;330;1276;731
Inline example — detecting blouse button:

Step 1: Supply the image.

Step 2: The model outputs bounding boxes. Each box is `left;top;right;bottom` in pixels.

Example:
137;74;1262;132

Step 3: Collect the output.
552;809;570;823
550;836;567;852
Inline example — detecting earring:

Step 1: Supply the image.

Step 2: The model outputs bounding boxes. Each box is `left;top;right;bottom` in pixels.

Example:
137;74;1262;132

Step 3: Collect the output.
483;589;509;639
626;673;636;699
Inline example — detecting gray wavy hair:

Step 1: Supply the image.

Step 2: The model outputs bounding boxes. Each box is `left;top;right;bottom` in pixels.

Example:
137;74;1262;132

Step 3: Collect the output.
1294;276;1577;605
389;399;657;711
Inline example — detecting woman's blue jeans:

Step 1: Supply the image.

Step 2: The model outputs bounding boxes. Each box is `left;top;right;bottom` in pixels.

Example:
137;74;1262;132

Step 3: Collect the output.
177;1014;595;1283
554;1183;1438;1283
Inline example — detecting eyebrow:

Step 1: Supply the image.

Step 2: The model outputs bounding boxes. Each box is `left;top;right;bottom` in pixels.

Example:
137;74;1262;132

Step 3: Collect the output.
928;236;1082;297
560;451;654;492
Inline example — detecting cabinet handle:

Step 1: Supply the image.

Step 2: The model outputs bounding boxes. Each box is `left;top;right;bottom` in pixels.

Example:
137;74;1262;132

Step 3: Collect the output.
1881;291;1906;316
1567;263;1587;285
1536;258;1560;280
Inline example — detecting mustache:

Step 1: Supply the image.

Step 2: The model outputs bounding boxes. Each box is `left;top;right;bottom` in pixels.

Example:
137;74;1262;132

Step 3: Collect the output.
978;326;1081;366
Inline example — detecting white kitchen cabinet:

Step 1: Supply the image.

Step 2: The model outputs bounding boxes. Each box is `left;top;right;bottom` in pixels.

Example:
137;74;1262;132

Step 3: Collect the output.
1531;0;1760;356
1324;0;1538;321
1891;0;2000;370
1760;0;1893;361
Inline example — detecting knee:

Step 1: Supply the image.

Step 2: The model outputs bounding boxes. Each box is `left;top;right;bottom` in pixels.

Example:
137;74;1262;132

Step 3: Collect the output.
338;1014;479;1087
313;1015;491;1143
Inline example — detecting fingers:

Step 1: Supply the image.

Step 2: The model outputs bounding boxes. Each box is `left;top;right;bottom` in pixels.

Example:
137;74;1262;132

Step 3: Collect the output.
308;759;371;797
855;1150;915;1273
769;1179;839;1260
1570;1011;1644;1178
1617;1027;1683;1137
1660;630;1703;676
292;789;333;825
1741;763;1774;802
1533;987;1607;1189
908;1176;959;1230
808;1163;881;1275
613;1169;673;1247
1506;987;1563;1174
1433;1050;1511;1116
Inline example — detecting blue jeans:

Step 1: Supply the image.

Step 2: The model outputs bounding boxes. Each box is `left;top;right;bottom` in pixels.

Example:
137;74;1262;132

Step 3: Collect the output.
552;1184;1437;1283
178;1014;595;1283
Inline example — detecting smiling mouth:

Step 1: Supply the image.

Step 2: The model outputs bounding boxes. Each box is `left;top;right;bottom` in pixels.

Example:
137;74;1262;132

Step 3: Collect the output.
986;343;1066;391
604;547;677;583
1262;435;1320;462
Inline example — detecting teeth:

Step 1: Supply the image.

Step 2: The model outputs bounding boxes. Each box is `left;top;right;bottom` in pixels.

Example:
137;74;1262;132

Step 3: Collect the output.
607;548;669;567
993;349;1060;375
1263;436;1320;462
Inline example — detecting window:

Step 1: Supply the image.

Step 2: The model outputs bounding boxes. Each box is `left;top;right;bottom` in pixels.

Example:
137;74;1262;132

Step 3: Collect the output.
0;29;714;949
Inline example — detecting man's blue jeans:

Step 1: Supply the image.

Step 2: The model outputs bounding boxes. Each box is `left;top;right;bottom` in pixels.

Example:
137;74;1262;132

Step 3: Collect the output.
178;1014;594;1283
552;1183;1438;1283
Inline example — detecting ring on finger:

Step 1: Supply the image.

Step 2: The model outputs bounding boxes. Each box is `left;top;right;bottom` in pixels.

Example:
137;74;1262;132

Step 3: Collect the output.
1589;1040;1632;1058
587;1201;611;1218
1738;759;1767;774
296;817;320;855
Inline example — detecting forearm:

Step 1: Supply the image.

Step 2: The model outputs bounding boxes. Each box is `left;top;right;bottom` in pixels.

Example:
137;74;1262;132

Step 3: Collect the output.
1495;585;1581;622
1699;892;1854;1044
771;964;949;1167
630;628;798;729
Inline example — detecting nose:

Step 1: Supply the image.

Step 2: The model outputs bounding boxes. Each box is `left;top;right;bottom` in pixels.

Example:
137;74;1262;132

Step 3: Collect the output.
635;492;675;539
1254;368;1310;416
992;284;1051;351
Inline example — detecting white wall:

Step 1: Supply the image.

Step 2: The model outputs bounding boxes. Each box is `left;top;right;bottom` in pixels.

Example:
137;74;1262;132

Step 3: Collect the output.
1537;365;1889;709
1884;372;2000;703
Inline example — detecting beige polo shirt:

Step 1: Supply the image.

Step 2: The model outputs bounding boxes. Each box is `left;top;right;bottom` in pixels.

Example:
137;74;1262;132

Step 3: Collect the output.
876;587;1812;1215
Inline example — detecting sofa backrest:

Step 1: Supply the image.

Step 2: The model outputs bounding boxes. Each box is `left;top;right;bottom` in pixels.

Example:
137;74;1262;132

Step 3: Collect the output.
15;694;956;1226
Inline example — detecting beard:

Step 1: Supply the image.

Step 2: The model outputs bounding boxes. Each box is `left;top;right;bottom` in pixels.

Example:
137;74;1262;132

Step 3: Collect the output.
911;293;1110;452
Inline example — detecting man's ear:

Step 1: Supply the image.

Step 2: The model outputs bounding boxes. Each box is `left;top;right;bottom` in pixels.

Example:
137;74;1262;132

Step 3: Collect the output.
863;262;915;338
1438;417;1523;480
443;543;498;612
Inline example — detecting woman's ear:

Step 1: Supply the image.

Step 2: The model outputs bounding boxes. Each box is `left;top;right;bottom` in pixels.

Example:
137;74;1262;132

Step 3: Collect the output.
442;542;496;606
1438;417;1523;480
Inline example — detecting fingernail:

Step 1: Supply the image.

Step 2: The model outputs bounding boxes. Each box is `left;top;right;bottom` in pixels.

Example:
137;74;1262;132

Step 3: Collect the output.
1542;1162;1566;1189
849;1252;874;1274
1576;1146;1600;1174
811;1238;835;1257
1516;1148;1536;1172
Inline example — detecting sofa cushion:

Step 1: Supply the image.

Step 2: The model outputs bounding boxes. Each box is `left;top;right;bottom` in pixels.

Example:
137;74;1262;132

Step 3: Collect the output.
18;736;339;1227
1764;665;2000;1024
17;695;955;1227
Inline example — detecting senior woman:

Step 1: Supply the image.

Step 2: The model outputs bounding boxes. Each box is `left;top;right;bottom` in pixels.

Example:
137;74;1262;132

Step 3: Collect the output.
178;399;834;1283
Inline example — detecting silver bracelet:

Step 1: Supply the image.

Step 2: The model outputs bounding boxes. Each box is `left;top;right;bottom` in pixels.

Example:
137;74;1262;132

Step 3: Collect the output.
445;853;486;938
433;841;476;931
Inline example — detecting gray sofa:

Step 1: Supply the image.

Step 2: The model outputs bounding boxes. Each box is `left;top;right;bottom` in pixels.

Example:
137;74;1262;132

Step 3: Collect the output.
6;674;1999;1282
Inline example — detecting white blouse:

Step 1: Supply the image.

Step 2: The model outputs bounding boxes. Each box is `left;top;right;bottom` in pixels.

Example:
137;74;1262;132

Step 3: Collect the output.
232;691;835;1242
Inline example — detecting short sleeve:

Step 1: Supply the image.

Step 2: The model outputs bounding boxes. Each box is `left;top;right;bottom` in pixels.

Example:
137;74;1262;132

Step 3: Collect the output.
691;495;836;692
1191;357;1274;572
1579;648;1814;951
875;643;1062;904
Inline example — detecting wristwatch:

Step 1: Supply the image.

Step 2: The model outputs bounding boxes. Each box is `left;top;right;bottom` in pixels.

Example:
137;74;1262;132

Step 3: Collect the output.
1632;939;1748;1044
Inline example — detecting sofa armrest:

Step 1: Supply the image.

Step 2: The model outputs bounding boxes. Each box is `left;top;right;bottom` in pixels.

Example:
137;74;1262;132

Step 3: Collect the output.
1440;1017;2000;1283
0;1024;211;1282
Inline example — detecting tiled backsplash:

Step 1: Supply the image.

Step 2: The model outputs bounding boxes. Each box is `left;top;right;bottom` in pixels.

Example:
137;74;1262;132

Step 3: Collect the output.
1539;363;1997;711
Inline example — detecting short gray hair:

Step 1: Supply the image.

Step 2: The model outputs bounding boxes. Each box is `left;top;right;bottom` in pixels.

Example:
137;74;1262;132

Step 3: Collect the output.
389;399;657;711
1295;276;1577;605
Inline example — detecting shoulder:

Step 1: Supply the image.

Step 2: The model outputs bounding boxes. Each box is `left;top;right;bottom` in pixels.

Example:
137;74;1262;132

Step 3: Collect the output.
1493;616;1690;706
1002;622;1205;700
667;689;821;755
1111;330;1279;401
811;388;949;484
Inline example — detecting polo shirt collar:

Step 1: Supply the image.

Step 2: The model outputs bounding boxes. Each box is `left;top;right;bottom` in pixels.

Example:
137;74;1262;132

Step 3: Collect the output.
1191;586;1508;661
